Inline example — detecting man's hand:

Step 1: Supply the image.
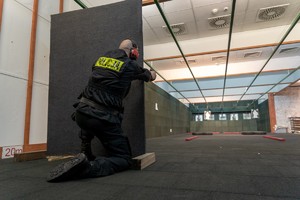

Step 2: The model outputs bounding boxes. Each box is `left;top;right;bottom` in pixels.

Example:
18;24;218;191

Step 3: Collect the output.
150;70;156;81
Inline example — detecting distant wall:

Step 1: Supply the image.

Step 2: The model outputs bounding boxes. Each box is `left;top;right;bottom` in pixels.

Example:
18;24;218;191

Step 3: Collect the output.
190;100;258;132
145;82;192;138
275;86;300;132
190;119;257;132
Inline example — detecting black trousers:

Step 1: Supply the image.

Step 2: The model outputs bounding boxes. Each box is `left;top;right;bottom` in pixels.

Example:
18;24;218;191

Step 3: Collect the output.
75;111;132;177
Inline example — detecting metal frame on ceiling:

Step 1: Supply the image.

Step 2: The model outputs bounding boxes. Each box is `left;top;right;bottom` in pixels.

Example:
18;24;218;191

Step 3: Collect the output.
221;0;236;106
144;61;192;104
153;0;207;104
238;11;300;103
73;0;300;109
150;0;300;109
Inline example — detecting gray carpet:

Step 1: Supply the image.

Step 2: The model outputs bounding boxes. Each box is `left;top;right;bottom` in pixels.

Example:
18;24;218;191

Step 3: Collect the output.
1;133;300;200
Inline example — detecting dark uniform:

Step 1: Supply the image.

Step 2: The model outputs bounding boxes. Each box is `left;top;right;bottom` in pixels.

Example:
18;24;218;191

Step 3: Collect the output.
74;48;152;177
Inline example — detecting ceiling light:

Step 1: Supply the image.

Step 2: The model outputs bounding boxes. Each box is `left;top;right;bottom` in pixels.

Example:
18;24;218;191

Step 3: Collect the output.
211;8;218;15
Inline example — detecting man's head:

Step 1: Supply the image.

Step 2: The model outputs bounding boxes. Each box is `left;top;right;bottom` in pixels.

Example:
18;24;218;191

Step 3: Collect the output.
119;39;139;60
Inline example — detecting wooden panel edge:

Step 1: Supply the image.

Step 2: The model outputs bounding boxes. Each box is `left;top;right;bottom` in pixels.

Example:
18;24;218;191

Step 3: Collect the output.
132;152;156;170
23;143;47;152
268;93;277;133
14;150;47;162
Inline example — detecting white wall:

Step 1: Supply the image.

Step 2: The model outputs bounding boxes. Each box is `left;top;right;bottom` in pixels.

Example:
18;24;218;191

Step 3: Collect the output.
0;0;60;147
275;86;300;132
0;0;32;147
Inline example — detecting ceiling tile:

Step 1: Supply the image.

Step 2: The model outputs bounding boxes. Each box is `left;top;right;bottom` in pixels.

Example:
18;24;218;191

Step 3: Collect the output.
181;91;204;98
85;0;124;7
246;0;300;11
241;94;262;100
145;15;166;28
143;28;160;45
143;4;161;17
225;87;248;95
159;0;192;13
143;18;151;30
269;83;290;93
165;9;195;24
191;0;230;8
198;78;224;89
202;89;223;97
223;96;241;101
193;1;232;20
246;85;273;93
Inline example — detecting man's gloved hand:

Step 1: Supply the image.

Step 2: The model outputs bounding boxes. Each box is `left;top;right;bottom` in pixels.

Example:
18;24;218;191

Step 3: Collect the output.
150;70;156;81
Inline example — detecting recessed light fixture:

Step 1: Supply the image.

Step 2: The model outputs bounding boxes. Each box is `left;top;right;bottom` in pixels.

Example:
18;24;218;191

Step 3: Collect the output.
211;8;218;15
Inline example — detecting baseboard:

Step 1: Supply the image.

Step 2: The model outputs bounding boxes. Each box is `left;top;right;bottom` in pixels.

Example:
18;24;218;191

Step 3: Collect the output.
14;150;47;162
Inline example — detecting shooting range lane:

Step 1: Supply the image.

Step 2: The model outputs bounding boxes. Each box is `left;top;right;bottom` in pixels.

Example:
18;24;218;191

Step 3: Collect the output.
1;133;300;199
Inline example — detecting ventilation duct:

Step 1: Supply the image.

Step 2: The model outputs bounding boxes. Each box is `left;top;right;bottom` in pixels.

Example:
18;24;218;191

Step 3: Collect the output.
212;56;226;62
175;59;197;65
244;51;262;58
208;15;231;29
256;4;289;22
162;23;187;36
279;47;299;54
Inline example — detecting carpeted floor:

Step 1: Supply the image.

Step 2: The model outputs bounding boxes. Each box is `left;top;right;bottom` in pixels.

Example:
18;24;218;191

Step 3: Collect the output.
1;133;300;200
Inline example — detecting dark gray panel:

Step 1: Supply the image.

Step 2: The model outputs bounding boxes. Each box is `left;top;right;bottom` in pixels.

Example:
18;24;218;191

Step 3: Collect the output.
144;82;191;138
48;0;144;157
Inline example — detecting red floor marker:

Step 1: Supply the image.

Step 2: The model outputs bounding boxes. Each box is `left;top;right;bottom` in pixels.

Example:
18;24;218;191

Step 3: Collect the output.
263;135;286;141
185;136;199;141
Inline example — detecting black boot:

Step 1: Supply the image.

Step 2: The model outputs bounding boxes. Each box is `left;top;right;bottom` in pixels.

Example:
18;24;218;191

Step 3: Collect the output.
81;140;96;161
47;153;90;182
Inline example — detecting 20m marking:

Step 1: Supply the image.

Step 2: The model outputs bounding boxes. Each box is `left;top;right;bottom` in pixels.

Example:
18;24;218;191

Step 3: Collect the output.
2;146;23;159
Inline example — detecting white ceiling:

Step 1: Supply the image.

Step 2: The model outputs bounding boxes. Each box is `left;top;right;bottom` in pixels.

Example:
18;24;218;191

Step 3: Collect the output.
77;0;300;105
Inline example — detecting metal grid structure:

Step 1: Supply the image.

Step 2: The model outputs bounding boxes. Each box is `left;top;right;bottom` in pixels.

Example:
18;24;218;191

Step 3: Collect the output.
73;0;300;110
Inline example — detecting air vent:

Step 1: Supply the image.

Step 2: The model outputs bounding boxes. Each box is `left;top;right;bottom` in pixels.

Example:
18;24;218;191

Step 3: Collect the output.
175;59;197;65
279;47;299;54
162;23;187;36
244;51;262;58
211;56;226;62
208;15;231;29
256;4;289;22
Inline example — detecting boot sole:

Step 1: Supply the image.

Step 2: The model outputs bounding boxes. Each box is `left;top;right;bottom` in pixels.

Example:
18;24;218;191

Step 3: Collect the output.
47;153;87;182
